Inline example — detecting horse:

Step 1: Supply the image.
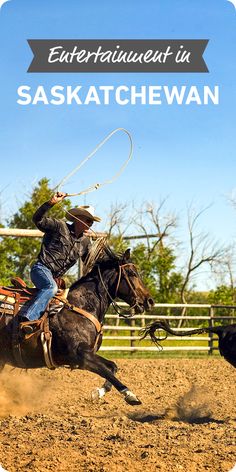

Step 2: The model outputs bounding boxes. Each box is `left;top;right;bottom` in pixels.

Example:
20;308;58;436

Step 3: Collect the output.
0;246;154;405
141;320;236;368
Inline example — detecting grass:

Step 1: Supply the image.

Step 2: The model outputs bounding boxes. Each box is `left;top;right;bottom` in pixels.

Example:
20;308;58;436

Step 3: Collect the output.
101;351;220;360
101;350;221;360
100;329;220;359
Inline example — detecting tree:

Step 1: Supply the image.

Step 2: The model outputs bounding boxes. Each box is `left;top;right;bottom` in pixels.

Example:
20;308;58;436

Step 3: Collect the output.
0;224;17;285
208;285;236;305
175;206;225;326
131;242;183;302
0;178;71;285
207;244;236;317
210;244;236;304
131;200;182;301
180;206;224;304
106;199;183;302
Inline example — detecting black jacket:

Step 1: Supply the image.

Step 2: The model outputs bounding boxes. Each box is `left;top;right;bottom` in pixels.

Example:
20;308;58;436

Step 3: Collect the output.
33;202;91;278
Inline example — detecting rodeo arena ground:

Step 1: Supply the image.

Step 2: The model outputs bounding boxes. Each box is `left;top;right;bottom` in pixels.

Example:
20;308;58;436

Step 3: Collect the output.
0;228;235;472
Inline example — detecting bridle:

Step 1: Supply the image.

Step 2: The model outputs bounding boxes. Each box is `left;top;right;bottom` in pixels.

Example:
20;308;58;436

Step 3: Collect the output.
97;262;142;318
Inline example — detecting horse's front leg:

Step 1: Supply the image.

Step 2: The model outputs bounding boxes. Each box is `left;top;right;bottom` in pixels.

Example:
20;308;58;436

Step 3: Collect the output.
91;357;118;401
79;351;142;406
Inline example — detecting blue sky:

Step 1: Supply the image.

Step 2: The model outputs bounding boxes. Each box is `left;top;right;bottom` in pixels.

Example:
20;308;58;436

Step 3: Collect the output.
0;0;236;288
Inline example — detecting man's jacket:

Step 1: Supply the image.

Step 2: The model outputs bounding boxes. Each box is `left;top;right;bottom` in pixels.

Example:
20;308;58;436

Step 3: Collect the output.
33;202;91;278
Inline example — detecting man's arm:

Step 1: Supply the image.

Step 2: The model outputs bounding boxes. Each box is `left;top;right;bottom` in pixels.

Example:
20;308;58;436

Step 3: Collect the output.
32;192;67;232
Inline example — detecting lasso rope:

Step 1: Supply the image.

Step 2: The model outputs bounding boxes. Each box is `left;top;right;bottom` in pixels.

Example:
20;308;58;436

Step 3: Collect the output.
52;128;133;283
82;237;107;276
54;127;133;197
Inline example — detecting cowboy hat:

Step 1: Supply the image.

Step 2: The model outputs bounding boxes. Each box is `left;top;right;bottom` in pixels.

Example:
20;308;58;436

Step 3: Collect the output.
65;205;101;222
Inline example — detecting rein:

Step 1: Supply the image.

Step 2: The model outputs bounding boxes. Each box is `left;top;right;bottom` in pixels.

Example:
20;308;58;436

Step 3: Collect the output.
54;296;102;334
97;263;138;318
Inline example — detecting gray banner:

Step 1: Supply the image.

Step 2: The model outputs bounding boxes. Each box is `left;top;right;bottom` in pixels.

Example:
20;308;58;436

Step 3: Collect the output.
27;40;208;73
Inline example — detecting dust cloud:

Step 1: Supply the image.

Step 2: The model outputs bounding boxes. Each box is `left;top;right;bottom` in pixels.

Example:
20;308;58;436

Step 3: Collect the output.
166;385;213;423
0;367;53;417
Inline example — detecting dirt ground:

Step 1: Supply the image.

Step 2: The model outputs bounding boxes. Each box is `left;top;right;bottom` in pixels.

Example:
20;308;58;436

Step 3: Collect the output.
0;358;235;472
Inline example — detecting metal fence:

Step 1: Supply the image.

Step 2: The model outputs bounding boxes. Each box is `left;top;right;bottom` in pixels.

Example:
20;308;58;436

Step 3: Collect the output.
99;303;236;353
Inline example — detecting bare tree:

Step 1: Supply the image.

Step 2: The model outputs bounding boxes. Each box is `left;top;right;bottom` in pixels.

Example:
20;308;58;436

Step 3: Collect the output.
105;200;225;328
105;198;178;326
131;198;178;257
212;244;236;305
222;247;236;300
130;199;181;311
106;202;130;238
178;205;225;326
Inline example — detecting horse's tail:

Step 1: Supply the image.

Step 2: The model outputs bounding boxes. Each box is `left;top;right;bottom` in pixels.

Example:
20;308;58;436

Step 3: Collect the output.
140;319;224;347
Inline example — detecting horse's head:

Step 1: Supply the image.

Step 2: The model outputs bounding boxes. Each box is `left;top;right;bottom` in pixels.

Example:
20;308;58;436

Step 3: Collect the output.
113;248;154;314
76;244;154;315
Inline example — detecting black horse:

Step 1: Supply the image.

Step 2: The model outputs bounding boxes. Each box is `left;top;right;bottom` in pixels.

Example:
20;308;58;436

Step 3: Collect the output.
0;247;154;405
141;320;236;368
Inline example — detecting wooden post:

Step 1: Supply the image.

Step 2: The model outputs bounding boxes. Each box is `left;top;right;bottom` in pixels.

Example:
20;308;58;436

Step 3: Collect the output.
208;306;214;355
130;310;136;353
141;311;145;327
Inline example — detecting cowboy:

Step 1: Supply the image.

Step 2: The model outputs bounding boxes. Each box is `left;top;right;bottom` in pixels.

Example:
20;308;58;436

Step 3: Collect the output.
20;192;101;333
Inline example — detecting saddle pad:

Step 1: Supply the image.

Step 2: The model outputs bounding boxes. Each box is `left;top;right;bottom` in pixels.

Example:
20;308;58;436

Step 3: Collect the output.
0;293;15;304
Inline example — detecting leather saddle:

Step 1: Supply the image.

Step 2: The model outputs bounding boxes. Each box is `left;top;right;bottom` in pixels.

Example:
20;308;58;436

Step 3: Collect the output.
10;276;36;293
0;277;66;370
0;277;101;370
0;276;66;317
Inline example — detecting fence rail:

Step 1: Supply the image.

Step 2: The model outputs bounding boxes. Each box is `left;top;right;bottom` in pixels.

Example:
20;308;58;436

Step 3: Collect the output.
100;303;236;353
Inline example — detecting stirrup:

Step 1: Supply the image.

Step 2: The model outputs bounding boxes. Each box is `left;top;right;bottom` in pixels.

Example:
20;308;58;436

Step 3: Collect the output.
20;321;35;335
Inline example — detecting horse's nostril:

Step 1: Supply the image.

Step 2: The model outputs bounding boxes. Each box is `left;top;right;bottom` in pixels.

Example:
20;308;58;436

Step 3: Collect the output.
148;298;155;306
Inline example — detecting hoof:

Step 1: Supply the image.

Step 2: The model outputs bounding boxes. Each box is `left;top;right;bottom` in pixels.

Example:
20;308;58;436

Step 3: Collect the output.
123;390;142;406
90;387;106;402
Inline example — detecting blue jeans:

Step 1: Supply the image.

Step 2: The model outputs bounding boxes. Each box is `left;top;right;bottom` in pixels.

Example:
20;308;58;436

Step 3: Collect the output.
23;262;58;321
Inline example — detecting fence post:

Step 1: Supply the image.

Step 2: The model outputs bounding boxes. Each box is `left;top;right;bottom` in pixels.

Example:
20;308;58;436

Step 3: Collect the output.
130;310;136;353
141;311;145;328
208;306;214;355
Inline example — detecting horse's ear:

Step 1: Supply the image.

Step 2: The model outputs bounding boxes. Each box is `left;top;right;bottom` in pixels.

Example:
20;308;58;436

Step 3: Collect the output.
123;248;131;262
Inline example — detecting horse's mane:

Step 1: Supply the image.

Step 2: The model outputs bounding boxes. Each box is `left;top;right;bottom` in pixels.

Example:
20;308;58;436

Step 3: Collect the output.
70;241;122;291
98;243;122;263
84;240;121;271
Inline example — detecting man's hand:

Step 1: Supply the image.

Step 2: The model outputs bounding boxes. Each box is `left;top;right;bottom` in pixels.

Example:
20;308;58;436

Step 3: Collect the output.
83;230;92;237
49;192;67;205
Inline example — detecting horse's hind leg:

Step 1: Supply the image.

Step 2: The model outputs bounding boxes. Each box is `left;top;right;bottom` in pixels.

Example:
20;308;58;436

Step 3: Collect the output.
80;351;141;406
91;358;118;401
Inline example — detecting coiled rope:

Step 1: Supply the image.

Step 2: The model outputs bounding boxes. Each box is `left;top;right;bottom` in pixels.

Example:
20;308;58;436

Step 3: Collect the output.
54;127;133;197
